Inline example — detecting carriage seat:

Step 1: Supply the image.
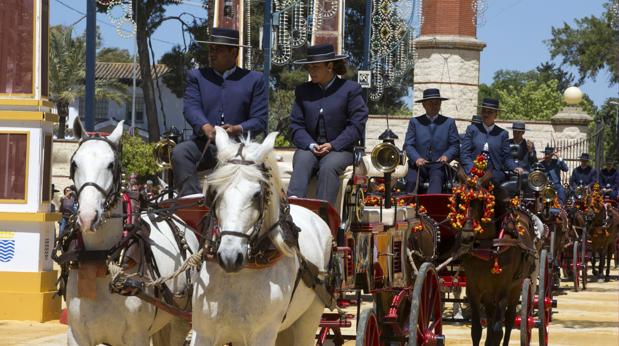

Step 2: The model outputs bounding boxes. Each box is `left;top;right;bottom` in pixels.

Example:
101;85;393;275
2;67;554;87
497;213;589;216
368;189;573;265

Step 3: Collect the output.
159;194;209;231
288;197;341;237
361;205;416;226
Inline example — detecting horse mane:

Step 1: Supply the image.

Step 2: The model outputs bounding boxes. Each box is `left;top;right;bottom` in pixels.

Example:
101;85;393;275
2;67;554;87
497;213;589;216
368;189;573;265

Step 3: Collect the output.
206;136;282;200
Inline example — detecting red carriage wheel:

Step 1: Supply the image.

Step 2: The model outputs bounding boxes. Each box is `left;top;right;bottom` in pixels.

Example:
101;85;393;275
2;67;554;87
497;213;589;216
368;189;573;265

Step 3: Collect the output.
408;263;444;346
519;278;533;346
538;250;550;346
580;231;588;290
356;308;382;346
572;241;580;292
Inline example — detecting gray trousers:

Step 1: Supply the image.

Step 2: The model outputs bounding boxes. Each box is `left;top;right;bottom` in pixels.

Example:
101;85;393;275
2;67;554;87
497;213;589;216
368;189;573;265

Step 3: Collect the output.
171;137;217;197
287;149;353;206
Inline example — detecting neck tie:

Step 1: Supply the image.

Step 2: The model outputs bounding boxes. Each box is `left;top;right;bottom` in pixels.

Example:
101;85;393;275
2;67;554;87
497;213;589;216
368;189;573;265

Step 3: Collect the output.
317;108;327;144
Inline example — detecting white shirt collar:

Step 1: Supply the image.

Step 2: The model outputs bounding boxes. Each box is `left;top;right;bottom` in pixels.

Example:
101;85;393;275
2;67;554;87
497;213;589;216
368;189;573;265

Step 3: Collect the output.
483;123;495;133
214;66;237;79
427;114;439;122
320;75;337;90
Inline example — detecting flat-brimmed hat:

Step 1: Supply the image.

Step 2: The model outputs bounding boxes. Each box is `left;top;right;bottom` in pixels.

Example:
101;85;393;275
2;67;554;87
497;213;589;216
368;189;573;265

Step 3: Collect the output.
509;121;526;131
543;146;555;155
415;88;449;103
195;27;251;47
480;98;502;111
471;115;482;124
293;44;347;64
579;153;590;161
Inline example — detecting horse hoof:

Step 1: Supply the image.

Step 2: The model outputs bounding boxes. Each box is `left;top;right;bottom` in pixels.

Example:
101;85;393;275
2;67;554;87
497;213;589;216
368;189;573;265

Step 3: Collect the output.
597;278;604;283
604;277;610;282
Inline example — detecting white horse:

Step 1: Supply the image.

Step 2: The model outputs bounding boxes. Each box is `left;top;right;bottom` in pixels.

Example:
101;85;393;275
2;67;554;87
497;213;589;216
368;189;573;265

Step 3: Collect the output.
65;120;199;345
191;127;333;345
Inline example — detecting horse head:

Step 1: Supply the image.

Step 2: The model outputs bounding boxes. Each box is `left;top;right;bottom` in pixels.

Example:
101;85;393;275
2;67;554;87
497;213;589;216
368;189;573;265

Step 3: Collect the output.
207;127;294;273
70;118;124;234
451;167;496;243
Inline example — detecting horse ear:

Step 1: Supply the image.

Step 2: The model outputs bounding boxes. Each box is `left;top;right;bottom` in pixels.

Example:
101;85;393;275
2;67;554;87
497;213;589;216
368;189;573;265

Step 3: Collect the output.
73;117;86;139
256;131;278;161
214;126;230;151
107;120;124;144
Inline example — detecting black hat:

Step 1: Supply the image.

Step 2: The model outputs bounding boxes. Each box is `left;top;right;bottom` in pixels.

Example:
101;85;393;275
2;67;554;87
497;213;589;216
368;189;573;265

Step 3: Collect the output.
543;146;555;155
480;98;502;111
415;88;449;103
196;27;250;47
293;44;347;64
509;121;526;131
471;115;482;124
579;153;590;161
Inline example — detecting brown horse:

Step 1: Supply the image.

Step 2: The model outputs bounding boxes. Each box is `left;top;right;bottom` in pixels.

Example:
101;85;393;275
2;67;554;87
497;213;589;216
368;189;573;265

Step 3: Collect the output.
453;172;537;346
588;202;619;282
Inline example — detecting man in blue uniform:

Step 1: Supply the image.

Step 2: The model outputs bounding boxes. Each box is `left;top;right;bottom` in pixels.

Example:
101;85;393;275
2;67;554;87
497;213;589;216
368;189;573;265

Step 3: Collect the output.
541;146;569;204
171;28;268;196
599;160;618;199
460;98;523;185
403;88;460;193
508;121;537;172
569;153;597;189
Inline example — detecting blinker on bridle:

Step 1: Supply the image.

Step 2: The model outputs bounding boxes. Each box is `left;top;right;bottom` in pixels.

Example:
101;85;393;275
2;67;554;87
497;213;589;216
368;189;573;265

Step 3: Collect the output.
70;135;123;216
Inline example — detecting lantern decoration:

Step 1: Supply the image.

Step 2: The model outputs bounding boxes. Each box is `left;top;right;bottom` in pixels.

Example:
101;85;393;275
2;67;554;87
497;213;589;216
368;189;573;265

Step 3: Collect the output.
491;257;502;274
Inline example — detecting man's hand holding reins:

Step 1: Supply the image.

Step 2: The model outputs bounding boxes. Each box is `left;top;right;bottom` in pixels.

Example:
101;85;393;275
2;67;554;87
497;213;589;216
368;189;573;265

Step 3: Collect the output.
201;123;216;141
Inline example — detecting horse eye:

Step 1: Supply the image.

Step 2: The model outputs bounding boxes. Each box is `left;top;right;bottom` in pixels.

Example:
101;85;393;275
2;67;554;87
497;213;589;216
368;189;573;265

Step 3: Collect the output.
107;163;113;170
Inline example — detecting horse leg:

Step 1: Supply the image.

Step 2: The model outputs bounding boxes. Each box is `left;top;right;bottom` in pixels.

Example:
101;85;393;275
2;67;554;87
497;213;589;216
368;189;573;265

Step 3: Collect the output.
484;303;497;346
491;299;507;346
598;250;605;282
502;294;518;346
276;297;324;346
605;245;612;281
591;251;598;277
251;327;279;346
468;289;482;346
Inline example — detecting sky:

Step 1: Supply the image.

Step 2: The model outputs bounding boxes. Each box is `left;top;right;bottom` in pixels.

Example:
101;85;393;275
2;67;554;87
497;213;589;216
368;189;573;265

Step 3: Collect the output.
49;0;617;107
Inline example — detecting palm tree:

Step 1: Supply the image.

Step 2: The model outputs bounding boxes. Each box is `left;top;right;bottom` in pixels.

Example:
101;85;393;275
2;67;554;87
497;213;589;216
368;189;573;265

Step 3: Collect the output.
49;25;128;139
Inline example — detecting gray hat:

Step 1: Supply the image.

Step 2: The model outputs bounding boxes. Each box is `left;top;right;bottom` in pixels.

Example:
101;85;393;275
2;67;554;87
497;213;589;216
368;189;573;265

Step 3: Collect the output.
509;121;526;131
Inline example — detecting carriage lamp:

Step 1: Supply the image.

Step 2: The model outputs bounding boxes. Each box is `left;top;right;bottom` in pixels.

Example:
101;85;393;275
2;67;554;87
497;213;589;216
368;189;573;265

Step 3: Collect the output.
153;138;177;170
371;129;405;173
527;170;548;192
371;129;406;208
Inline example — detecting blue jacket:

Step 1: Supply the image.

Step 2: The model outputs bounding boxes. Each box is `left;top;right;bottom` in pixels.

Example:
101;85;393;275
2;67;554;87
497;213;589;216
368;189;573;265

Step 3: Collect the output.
290;78;368;151
542;158;569;187
508;139;537;172
403;114;459;163
569;166;598;189
600;169;617;188
183;67;268;137
460;123;516;184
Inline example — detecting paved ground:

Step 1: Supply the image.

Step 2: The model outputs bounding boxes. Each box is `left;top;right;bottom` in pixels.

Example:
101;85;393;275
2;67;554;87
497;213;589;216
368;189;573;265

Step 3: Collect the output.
1;269;618;345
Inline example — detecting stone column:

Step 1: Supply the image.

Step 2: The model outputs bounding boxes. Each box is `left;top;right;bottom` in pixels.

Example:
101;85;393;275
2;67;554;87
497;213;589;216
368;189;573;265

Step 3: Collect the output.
413;0;486;120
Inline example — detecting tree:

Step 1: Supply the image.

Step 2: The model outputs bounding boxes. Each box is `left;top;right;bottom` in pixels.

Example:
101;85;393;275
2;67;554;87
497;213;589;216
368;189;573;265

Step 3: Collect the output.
97;47;132;63
121;132;160;177
546;1;618;85
49;25;128;139
496;79;565;120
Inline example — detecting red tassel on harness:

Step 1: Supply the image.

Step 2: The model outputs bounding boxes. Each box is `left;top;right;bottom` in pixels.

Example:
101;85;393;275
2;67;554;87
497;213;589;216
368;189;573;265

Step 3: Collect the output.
491;258;503;274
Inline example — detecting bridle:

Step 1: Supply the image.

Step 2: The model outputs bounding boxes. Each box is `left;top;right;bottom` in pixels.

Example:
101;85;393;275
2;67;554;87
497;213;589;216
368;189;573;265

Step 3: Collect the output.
205;143;289;260
69;136;123;216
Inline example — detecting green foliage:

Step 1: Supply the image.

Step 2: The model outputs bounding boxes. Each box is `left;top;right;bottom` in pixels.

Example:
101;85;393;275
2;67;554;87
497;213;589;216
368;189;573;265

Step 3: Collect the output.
97;47;132;63
546;1;618;85
121;133;160;177
496;79;564;120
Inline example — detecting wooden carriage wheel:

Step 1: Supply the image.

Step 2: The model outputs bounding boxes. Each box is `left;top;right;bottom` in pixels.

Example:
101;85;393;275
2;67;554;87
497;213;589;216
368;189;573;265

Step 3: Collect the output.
519;278;533;346
580;231;588;290
538;250;550;346
572;241;580;292
356;307;382;346
408;263;444;346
